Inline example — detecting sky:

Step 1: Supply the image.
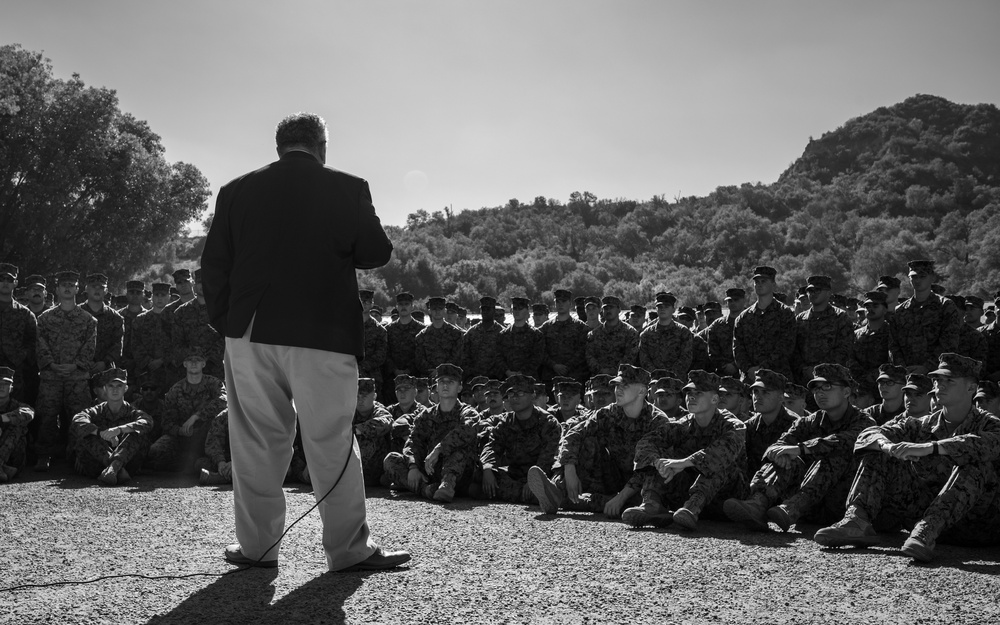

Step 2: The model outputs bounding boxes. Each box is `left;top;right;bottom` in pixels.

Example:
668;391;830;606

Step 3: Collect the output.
4;1;1000;232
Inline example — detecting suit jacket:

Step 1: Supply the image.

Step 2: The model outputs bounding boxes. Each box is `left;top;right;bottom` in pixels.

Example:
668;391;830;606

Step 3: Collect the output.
201;151;393;359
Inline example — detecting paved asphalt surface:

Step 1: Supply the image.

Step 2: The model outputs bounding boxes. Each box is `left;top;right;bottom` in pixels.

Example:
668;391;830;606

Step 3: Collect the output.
1;466;998;624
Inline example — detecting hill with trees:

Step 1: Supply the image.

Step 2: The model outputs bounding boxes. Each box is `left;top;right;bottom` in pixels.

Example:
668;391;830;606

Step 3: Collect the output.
352;94;1000;310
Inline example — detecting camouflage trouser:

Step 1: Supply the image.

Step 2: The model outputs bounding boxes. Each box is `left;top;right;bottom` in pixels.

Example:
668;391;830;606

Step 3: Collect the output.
35;377;92;456
145;426;209;473
485;465;536;504
73;433;148;478
547;439;640;513
749;453;857;524
383;450;473;496
0;423;29;468
356;432;391;487
847;452;1000;546
640;466;750;517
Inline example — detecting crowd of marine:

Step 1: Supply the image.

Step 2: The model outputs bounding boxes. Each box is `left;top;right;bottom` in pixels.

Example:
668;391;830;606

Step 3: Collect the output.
1;258;999;563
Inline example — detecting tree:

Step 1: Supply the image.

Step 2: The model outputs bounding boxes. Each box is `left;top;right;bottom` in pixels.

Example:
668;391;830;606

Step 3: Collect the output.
0;44;209;286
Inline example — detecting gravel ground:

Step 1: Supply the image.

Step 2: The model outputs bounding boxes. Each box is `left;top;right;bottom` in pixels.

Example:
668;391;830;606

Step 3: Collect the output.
1;465;998;625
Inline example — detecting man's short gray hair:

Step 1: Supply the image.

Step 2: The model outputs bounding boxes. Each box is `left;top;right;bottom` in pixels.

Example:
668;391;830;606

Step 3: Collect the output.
275;112;328;151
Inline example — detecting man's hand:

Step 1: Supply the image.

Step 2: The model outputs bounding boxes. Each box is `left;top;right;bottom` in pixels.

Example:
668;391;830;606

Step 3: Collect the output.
564;465;582;503
887;442;934;461
407;467;425;492
179;414;200;437
424;444;442;476
482;469;497;499
99;427;120;442
218;461;232;479
655;458;692;483
766;445;800;469
603;492;628;518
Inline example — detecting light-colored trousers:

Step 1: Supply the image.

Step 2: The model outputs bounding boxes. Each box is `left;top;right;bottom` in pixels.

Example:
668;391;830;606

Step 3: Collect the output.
225;318;376;570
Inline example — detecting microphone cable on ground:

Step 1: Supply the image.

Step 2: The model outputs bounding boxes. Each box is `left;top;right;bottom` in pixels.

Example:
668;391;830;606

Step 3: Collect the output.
0;450;352;593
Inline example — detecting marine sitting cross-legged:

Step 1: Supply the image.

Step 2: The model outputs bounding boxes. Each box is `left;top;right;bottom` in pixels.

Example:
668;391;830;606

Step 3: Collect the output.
623;370;748;530
382;363;478;502
724;363;875;532
813;353;1000;562
527;364;669;518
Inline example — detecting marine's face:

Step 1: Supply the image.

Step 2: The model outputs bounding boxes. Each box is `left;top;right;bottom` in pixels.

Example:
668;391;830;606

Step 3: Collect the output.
593;390;615;408
126;288;144;306
436;377;461;400
906;391;933;415
932;375;975;406
152;292;170;309
684;390;716;414
908;272;933;293
877;379;903;401
812;383;848;411
184;358;206;375
397;301;413;316
614;382;644;407
175;280;193;296
554;297;571;316
752;387;783;414
28;285;45;304
57;281;79;301
558;392;581;412
717;390;741;412
807;288;829;307
753;277;774;297
0;275;15;297
104;381;128;402
429;305;445;323
357;390;376;412
0;380;12;401
505;389;533;412
654;391;681;412
395;386;416;405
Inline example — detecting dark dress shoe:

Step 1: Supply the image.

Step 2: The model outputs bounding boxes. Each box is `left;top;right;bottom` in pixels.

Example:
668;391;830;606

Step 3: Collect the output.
224;544;278;568
345;547;411;571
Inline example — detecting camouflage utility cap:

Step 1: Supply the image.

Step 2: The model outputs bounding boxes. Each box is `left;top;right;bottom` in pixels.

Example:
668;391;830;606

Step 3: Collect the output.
903;374;933;395
611;364;650;387
876;364;908;385
808;363;854;389
749;369;787;393
684;370;722;393
929;353;981;380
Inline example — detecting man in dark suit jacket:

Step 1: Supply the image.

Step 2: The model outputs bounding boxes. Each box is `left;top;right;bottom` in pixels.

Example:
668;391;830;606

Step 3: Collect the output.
202;112;409;571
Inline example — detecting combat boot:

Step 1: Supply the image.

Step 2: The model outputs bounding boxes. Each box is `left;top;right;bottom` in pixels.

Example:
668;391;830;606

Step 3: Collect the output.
723;492;771;531
433;474;457;502
622;492;674;528
527;465;566;514
813;506;878;548
199;468;229;486
673;493;707;531
98;461;121;486
901;519;942;563
767;494;806;531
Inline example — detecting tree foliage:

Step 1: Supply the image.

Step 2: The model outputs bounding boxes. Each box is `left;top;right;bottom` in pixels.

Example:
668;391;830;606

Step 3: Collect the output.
0;44;209;287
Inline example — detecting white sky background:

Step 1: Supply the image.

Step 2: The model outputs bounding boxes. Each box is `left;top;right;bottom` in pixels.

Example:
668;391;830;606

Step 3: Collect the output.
4;1;1000;232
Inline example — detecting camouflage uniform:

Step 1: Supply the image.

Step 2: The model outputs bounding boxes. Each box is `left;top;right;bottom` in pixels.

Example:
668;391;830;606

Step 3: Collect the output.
35;305;97;456
539;316;590;384
689;331;712;373
354;402;394;486
0;299;37;401
849;322;890;393
84;304;124;369
117;305;144;375
637;320;693;376
414;322;464;377
146;374;227;472
702;314;737;375
633;408;749;514
202;409;230;469
480;406;562;502
498;324;545;378
70;401;154;477
585;321;639;375
132;309;175;391
956;324;988;364
733;300;797;380
386;400;423;454
460;320;505;381
359;316;388;390
385;319;423;375
794;307;855;383
749;405;875;522
171;299;225;377
382;401;479;494
0;396;34;472
848;408;1000;546
980;318;1000;381
550;401;669;512
744;407;798;479
888;294;962;372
